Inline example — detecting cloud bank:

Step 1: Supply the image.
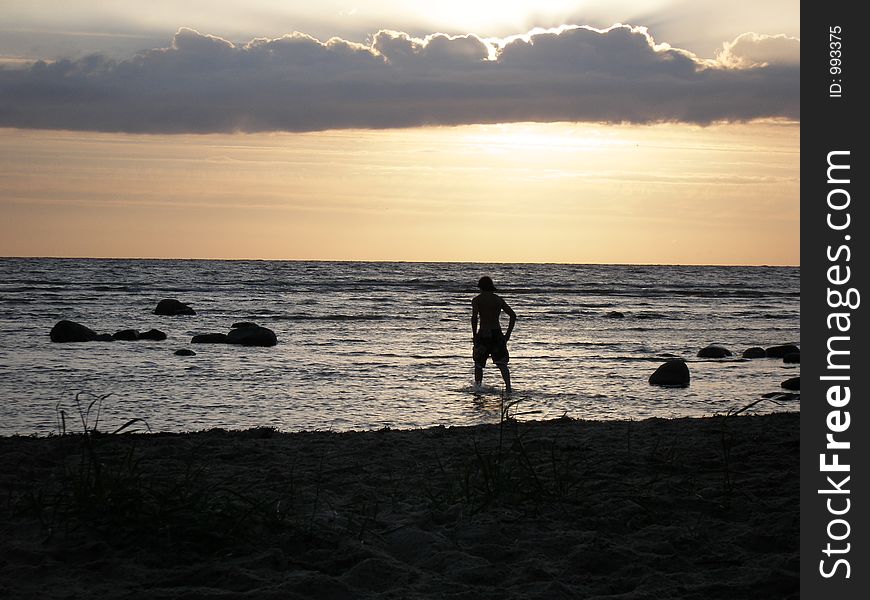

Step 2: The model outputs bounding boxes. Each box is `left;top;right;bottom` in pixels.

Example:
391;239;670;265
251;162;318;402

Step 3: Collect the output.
0;24;799;133
714;32;800;68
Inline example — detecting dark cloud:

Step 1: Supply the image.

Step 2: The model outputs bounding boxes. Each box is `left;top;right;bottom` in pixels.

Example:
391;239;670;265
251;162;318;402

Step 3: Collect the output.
0;24;799;133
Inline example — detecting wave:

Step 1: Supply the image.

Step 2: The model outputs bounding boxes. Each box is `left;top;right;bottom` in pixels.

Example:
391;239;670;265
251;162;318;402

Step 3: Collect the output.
271;314;389;321
1;261;800;303
518;354;676;362
543;309;600;316
733;312;799;320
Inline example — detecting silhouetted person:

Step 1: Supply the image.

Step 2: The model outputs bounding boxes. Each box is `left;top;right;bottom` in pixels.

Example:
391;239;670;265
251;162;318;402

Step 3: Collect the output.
471;276;516;393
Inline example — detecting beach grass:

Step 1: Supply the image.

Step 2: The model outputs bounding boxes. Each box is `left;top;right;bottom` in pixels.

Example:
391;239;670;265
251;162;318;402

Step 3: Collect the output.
1;410;799;599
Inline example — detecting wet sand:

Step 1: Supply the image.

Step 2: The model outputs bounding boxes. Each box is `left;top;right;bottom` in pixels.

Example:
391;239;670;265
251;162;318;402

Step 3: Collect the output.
0;412;798;599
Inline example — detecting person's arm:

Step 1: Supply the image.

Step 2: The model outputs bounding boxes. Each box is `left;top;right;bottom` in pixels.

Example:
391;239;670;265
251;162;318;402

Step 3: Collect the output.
502;300;517;342
471;298;479;340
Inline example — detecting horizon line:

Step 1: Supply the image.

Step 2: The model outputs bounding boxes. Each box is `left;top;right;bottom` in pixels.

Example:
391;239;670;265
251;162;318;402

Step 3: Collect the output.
0;255;800;268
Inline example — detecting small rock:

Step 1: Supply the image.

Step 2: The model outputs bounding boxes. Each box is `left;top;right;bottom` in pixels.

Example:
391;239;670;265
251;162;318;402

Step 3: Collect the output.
649;359;690;387
227;325;278;347
783;352;800;364
781;377;800;391
50;320;99;343
174;348;196;356
154;299;196;316
606;311;625;319
231;322;258;329
139;329;167;341
698;345;732;359
766;344;799;358
742;347;766;359
112;329;140;341
191;333;228;344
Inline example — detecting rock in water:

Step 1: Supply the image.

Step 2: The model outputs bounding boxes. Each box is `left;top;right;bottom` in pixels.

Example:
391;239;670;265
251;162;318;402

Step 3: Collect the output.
227;325;278;347
191;333;228;344
112;329;140;341
50;320;99;343
606;311;625;319
649;359;690;387
766;344;799;358
698;345;732;358
231;322;258;329
781;377;800;391
154;299;196;316
742;347;767;359
174;348;196;356
783;352;800;364
139;329;167;341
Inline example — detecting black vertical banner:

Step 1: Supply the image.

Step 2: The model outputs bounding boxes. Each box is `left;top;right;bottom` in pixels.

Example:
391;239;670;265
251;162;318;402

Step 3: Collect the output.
801;3;866;597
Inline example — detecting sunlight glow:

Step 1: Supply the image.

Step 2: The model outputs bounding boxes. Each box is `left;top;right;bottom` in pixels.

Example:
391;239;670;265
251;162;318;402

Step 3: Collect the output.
463;123;634;153
0;121;799;265
386;1;583;34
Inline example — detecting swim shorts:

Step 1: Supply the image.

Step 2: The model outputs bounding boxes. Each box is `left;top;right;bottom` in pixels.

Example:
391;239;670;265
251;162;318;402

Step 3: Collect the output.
473;329;509;367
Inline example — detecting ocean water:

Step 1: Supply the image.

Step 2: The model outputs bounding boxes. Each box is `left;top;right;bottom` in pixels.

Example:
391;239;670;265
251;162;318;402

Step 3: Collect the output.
0;259;799;435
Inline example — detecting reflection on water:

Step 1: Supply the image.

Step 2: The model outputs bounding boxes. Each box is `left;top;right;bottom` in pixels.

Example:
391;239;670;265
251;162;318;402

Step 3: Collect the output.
0;259;799;435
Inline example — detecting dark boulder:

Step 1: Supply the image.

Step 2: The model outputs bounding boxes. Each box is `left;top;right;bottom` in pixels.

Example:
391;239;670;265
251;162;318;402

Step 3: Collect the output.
191;333;228;344
781;377;800;391
783;352;800;364
766;344;799;358
112;329;140;341
139;329;167;341
231;322;258;329
227;325;278;347
155;299;196;316
606;311;625;319
50;320;100;343
698;345;732;359
649;359;690;387
742;347;767;359
175;348;197;356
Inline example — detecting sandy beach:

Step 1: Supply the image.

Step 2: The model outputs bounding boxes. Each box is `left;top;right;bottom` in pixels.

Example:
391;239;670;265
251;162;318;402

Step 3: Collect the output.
0;412;798;599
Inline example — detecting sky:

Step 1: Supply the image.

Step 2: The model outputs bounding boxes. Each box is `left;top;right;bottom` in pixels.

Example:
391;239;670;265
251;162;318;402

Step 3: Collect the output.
0;1;800;265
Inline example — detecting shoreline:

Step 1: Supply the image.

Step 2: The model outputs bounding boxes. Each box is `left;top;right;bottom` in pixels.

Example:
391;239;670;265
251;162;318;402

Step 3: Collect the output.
6;400;802;439
1;412;799;599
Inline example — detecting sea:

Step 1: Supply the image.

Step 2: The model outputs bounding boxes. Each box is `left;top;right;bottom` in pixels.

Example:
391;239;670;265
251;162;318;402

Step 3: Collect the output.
0;259;800;436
